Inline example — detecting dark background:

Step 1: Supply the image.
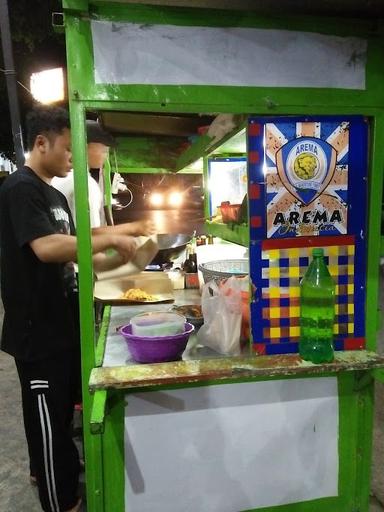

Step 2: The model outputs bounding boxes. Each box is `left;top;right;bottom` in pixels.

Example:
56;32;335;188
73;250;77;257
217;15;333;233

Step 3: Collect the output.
0;0;65;160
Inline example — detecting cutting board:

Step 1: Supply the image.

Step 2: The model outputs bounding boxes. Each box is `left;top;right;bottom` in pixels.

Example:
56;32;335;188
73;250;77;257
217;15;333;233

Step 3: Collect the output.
94;271;174;304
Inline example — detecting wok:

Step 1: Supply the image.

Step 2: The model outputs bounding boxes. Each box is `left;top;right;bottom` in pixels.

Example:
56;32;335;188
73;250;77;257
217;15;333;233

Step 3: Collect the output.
151;234;192;265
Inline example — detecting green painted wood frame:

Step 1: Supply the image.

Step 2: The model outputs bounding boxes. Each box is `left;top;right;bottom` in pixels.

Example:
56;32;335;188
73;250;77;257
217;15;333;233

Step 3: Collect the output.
61;2;384;511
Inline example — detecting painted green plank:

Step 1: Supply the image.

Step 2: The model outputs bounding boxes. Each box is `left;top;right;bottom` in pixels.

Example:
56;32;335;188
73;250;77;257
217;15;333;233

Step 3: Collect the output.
372;369;384;383
65;16;105;512
204;221;249;247
67;83;384;110
95;306;111;367
175;123;247;170
103;391;125;512
210;128;247;156
63;4;384;108
63;0;88;10
337;373;360;511
65;16;94;101
79;99;384;118
354;373;375;512
90;2;377;38
175;134;214;171
90;390;107;434
89;350;384;391
365;115;384;352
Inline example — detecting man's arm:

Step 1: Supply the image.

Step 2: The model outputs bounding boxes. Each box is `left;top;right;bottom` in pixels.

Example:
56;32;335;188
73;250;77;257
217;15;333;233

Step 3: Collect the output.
92;251;127;272
30;233;137;264
92;219;156;237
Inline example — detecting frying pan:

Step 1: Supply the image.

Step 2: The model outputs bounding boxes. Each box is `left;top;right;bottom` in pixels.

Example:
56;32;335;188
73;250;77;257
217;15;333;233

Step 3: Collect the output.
151;234;192;265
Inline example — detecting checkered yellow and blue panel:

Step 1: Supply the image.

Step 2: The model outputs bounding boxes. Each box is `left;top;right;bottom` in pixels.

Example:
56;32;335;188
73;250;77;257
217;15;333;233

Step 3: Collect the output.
250;235;366;355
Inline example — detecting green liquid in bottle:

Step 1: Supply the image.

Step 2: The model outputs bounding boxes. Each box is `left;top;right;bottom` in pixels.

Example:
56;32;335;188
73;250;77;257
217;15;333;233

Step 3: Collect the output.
299;248;335;364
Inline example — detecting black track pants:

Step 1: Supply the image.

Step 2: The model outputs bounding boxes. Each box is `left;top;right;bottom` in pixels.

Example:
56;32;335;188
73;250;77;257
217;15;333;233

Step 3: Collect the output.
15;350;81;512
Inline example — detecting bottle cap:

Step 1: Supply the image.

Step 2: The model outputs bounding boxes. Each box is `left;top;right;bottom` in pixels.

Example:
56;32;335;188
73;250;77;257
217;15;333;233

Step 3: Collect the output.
312;248;324;257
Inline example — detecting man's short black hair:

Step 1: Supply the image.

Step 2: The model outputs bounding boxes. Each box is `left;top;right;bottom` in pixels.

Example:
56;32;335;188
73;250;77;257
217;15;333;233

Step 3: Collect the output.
86;120;116;147
26;105;70;151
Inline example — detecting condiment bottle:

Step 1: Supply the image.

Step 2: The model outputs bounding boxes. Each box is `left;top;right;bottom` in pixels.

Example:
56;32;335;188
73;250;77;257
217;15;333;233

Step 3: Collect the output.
184;246;199;289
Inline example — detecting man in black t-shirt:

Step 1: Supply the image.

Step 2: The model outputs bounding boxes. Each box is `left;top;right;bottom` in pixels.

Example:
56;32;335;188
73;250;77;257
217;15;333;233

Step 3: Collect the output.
0;106;137;512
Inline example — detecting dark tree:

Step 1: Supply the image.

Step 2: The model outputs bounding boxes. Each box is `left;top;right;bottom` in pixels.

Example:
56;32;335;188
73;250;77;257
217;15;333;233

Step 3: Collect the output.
0;0;66;160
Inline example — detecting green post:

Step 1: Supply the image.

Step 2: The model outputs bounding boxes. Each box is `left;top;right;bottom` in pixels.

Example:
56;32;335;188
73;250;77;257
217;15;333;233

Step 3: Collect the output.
366;114;384;350
65;13;105;512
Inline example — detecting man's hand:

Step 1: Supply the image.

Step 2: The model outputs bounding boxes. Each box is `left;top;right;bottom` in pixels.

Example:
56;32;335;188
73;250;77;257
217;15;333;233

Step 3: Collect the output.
112;235;137;263
93;235;138;272
130;220;156;236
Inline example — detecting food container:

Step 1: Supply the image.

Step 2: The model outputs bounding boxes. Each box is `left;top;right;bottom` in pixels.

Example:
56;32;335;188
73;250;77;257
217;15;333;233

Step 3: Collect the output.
165;270;185;290
120;323;195;363
130;311;186;337
171;304;204;330
219;201;242;223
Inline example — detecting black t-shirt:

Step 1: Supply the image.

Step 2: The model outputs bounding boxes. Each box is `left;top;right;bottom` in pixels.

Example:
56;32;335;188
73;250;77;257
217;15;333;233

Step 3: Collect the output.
0;166;79;362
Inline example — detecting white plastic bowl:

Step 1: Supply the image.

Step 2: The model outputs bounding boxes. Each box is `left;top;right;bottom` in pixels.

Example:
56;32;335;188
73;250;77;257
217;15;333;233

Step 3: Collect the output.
130;311;186;337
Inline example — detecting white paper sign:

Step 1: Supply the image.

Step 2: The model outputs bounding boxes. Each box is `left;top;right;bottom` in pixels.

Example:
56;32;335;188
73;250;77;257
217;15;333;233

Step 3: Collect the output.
124;378;339;511
91;21;366;89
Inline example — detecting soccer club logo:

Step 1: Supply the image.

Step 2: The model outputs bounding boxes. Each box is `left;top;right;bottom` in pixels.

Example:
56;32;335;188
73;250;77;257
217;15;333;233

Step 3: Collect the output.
275;137;337;205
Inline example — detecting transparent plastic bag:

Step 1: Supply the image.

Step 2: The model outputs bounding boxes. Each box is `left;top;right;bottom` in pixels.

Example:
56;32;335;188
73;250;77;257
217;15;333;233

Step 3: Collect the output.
197;276;242;355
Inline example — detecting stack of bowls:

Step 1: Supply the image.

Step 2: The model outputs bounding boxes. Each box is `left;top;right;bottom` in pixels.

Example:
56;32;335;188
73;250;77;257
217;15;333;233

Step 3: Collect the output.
119;311;194;363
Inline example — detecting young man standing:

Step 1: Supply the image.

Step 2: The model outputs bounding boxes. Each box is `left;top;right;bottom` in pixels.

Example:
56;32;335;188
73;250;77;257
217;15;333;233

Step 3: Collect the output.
0;106;137;512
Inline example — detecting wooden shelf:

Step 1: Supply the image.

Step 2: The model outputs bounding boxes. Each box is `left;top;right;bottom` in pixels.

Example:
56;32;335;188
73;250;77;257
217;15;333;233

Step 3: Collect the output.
89;350;384;391
175;120;246;172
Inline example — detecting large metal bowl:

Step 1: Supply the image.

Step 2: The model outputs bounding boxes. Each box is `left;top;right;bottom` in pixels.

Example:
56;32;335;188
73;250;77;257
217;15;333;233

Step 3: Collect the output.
151;233;192;265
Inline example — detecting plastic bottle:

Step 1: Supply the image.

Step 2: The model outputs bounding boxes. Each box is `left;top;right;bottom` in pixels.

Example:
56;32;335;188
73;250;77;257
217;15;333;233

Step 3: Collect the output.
182;243;191;272
299;248;335;364
184;247;199;289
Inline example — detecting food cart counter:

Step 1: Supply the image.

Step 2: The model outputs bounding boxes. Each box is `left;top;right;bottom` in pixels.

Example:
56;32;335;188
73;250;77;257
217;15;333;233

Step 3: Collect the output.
90;306;384;512
60;1;384;511
89;295;384;512
88;286;384;511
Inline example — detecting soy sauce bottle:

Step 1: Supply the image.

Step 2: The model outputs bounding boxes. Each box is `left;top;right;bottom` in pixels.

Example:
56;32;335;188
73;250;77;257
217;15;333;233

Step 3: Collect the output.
184;246;199;289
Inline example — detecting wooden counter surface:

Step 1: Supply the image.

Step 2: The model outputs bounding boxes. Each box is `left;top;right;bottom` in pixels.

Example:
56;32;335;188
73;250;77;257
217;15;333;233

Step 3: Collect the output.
89;350;384;391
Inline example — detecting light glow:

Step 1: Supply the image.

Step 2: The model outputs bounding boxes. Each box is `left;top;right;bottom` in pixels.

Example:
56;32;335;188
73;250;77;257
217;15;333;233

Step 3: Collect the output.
149;192;164;207
168;191;183;207
30;68;65;104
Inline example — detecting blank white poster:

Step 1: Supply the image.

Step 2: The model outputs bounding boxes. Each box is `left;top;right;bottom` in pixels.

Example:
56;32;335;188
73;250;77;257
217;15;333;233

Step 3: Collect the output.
91;21;366;89
124;377;338;511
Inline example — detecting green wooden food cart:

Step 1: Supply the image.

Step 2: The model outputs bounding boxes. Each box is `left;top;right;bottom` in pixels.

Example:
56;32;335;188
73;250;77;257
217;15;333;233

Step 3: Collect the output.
60;1;384;511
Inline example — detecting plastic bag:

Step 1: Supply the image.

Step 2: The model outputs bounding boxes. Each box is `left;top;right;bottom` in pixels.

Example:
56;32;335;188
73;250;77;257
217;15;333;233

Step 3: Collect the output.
197;276;242;355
